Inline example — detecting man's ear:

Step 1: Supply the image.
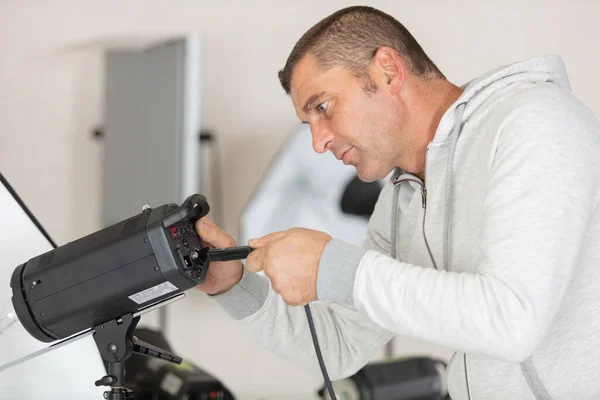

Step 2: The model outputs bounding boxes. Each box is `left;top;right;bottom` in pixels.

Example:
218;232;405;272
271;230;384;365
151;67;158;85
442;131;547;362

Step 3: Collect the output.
372;46;406;94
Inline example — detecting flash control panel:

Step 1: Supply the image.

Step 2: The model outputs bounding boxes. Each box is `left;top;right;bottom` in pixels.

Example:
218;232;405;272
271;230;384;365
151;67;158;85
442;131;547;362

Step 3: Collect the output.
164;221;207;283
169;222;196;239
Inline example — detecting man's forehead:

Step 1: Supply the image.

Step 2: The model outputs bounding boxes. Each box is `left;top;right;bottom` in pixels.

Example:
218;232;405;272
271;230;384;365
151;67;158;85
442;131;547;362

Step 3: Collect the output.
290;55;350;111
290;54;322;106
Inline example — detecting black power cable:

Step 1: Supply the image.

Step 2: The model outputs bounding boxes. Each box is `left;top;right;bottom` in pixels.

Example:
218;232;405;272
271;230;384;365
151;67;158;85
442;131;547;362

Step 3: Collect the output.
305;304;337;400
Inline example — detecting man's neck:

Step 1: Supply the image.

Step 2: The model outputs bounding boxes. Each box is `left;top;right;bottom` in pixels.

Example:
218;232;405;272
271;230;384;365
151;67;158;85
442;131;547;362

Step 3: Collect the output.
412;79;464;180
422;79;464;142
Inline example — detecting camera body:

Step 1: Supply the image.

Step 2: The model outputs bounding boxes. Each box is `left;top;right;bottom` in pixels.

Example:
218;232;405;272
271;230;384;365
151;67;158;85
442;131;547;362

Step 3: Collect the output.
10;194;210;343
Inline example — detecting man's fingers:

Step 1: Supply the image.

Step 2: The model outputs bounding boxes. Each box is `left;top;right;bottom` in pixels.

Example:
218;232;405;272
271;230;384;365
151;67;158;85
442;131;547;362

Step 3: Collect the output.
245;248;265;273
248;230;289;248
195;217;236;248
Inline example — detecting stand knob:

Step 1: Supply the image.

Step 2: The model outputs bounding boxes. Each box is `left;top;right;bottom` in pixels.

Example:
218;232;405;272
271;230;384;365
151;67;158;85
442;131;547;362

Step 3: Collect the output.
95;375;116;387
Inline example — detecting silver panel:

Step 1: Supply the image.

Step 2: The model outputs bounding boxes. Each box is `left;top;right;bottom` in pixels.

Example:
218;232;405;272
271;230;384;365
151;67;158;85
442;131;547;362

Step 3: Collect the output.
102;36;202;227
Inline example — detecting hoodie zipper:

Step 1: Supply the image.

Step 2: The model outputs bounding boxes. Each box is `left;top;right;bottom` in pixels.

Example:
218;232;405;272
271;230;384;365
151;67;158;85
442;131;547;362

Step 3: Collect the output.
420;185;439;270
390;176;438;270
392;174;472;400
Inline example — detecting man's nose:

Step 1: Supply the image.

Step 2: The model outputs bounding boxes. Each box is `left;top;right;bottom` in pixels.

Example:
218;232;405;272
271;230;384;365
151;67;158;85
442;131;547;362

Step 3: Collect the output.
310;121;334;154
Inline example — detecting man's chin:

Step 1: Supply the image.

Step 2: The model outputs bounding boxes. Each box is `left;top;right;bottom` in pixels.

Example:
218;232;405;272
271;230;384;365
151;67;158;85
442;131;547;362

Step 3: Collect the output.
355;163;394;182
355;167;381;183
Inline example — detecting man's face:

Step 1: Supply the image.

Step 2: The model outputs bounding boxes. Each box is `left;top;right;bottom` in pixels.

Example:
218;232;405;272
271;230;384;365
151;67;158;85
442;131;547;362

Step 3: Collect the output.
290;54;408;182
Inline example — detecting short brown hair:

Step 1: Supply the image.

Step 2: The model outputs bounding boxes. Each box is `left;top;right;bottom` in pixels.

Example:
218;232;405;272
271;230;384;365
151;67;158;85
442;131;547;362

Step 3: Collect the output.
278;6;444;94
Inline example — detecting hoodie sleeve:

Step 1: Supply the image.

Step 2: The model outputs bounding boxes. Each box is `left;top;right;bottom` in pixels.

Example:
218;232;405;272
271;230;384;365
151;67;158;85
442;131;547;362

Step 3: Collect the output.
212;176;396;379
212;267;393;380
317;88;600;363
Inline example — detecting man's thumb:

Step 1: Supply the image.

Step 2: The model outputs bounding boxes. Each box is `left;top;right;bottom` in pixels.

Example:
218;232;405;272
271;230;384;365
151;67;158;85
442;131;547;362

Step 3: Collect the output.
248;230;288;248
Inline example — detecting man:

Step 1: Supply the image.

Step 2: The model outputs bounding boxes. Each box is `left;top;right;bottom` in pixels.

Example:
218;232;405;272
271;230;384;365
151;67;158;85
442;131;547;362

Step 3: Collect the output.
196;6;600;400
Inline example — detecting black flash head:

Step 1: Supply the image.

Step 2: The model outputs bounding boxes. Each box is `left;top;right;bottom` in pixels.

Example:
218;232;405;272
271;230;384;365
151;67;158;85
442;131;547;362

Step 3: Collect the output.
10;194;212;343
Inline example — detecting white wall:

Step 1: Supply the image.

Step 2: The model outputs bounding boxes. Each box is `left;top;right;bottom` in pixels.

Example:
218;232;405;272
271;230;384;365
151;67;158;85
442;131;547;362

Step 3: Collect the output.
1;0;599;399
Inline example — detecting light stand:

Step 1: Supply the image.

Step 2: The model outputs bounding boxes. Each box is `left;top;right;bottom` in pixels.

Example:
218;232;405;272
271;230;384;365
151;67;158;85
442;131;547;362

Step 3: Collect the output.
92;313;181;400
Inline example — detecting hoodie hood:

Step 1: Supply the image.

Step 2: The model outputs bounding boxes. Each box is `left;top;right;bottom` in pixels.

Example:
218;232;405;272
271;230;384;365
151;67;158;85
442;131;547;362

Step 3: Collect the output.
439;55;573;270
390;55;574;270
432;55;572;146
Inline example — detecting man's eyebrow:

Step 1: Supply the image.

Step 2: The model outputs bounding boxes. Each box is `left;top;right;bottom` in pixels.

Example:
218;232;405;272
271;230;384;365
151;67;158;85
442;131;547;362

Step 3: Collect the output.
302;91;326;114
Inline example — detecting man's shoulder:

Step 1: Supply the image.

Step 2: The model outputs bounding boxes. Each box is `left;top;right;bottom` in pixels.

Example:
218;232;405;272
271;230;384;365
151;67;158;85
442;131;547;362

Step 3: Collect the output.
472;81;595;139
477;81;600;159
497;81;586;118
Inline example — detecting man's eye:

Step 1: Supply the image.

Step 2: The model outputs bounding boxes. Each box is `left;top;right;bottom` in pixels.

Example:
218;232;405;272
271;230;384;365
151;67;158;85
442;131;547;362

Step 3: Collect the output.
316;101;329;113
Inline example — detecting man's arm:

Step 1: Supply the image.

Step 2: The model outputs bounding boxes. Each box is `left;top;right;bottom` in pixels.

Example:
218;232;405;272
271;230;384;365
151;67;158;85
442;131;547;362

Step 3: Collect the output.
212;269;393;379
318;90;600;363
202;186;396;380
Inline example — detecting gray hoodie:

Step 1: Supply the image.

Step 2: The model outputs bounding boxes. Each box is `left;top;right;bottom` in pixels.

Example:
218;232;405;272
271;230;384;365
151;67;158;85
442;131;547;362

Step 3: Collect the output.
214;55;600;400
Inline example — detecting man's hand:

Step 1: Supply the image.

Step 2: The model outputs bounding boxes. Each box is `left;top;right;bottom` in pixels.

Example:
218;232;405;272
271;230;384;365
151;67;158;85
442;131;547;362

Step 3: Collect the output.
246;228;332;306
194;217;243;295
